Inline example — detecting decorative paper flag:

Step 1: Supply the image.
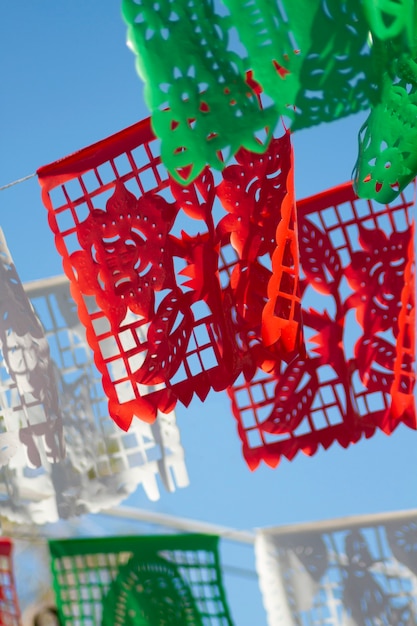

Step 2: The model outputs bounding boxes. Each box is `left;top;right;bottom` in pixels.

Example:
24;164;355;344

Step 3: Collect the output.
224;0;377;130
0;277;189;525
228;181;416;470
37;117;301;429
0;538;21;626
256;511;417;626
121;0;372;180
122;0;276;184
48;534;234;625
0;229;65;473
354;51;417;203
122;0;417;200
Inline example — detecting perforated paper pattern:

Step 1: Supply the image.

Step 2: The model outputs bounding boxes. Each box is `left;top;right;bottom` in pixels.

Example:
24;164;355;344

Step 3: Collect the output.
37;118;301;429
224;0;377;131
0;278;189;524
228;182;416;470
49;534;234;626
354;53;417;203
256;513;417;626
0;539;21;626
0;229;64;473
121;0;376;181
122;0;276;184
122;0;417;200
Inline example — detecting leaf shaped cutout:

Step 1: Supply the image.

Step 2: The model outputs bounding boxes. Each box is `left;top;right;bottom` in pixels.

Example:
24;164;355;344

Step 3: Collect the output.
299;219;342;294
356;335;396;390
136;290;194;385
261;358;318;435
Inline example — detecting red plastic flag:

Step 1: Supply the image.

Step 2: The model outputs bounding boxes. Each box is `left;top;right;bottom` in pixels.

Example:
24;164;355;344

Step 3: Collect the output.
37;119;302;429
0;539;21;626
228;182;416;469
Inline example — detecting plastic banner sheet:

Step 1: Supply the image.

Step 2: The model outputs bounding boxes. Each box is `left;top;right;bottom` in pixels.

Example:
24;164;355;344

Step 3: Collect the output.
228;181;416;469
37;118;301;428
0;538;21;626
122;0;276;184
354;50;417;203
0;229;64;474
256;512;417;625
49;534;234;625
0;279;189;524
122;0;417;200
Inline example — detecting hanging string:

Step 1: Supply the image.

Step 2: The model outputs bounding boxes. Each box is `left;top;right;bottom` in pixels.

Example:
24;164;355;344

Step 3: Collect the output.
0;172;36;192
1;531;258;580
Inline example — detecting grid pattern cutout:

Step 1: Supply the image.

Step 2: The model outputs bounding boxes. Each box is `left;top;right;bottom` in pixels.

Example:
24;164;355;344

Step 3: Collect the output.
38;118;300;428
30;280;189;500
0;539;21;626
228;182;416;469
256;515;417;626
49;534;234;626
0;278;189;525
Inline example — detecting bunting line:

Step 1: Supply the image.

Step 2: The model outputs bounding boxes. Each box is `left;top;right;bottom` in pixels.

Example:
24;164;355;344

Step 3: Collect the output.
0;173;36;192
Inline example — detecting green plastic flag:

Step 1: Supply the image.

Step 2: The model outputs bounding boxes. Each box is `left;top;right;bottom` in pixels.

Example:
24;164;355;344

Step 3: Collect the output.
363;0;417;46
354;46;417;202
48;534;234;625
223;0;378;130
122;0;417;201
122;0;276;184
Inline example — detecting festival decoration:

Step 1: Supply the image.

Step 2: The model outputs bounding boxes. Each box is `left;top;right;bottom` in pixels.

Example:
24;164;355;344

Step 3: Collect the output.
0;538;21;626
37;117;301;429
122;0;276;184
48;534;234;625
122;0;417;200
256;512;417;625
0;229;65;473
224;0;377;130
0;278;189;524
353;51;417;203
228;181;416;469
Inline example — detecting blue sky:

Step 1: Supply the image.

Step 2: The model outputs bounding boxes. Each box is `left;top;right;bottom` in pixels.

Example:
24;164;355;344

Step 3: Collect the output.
1;4;417;625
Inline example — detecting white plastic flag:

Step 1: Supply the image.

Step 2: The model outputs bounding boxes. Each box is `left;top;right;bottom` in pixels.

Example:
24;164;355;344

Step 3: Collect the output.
0;228;64;474
0;272;188;523
256;512;417;625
